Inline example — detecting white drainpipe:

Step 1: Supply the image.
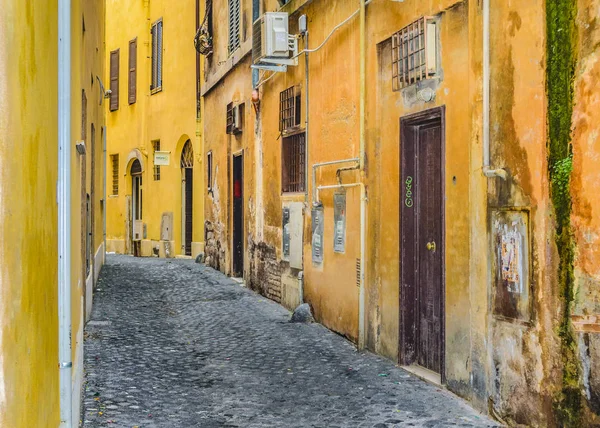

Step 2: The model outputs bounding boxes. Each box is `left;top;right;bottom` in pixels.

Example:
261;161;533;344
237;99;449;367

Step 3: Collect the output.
482;0;507;180
58;0;73;426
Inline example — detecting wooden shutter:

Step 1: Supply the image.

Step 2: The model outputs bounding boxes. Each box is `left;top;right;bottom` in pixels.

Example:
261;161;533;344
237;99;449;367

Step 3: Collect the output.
228;0;240;54
157;21;163;89
110;49;119;111
151;24;156;90
128;38;137;104
151;20;163;92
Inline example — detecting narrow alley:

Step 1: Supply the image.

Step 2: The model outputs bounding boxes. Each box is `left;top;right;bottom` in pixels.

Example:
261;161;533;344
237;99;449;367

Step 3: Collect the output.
81;256;496;427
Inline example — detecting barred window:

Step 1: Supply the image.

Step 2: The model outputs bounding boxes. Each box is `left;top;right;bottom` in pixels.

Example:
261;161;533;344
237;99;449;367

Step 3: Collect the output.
282;133;306;193
152;141;161;181
392;17;438;91
279;86;301;132
207;151;213;191
228;0;241;55
111;154;119;195
151;19;163;93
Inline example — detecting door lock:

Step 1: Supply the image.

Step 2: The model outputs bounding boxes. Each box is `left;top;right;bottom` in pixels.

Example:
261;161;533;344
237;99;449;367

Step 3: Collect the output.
426;241;436;252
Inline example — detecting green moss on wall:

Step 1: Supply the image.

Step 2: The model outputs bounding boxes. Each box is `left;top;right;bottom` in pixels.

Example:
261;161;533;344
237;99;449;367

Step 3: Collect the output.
546;0;581;425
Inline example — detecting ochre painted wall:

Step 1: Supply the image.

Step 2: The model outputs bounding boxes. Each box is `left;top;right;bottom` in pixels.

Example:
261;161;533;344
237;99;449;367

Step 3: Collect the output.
202;0;600;425
105;0;204;258
0;1;105;426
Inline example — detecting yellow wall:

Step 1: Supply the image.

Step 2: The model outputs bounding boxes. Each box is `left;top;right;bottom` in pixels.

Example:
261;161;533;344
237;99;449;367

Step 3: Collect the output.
105;0;204;258
0;1;105;426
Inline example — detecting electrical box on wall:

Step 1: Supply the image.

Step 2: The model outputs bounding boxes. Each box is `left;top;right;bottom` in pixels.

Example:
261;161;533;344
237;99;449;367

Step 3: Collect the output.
333;192;347;253
133;220;145;242
312;206;324;265
282;203;303;269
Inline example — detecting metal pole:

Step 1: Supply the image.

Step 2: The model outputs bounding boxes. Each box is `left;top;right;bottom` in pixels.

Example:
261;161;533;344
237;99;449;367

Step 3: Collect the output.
482;0;507;180
58;0;73;425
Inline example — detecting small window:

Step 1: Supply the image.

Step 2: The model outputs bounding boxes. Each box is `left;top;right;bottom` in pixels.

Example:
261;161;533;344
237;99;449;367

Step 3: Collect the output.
151;19;163;93
128;38;137;104
111;154;119;195
109;49;119;111
279;86;301;132
392;17;438;91
227;0;241;55
152;141;161;181
282;132;306;193
207;151;213;192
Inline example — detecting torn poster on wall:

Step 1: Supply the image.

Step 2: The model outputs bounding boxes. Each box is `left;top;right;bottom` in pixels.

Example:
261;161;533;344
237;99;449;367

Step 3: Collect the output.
492;210;530;321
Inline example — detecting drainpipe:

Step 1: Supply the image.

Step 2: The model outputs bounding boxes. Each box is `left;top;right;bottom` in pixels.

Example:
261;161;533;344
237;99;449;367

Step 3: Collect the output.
252;0;260;88
58;0;73;426
482;0;507;180
298;270;304;304
103;127;107;260
359;0;366;172
304;30;309;204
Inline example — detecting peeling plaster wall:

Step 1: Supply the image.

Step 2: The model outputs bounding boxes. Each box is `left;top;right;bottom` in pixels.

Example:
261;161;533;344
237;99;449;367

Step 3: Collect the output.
572;0;600;421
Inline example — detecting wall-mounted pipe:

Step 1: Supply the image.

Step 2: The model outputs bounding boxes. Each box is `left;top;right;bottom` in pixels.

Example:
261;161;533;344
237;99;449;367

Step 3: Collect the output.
482;0;507;180
312;158;359;203
359;0;366;171
298;270;304;304
103;127;107;259
58;0;73;425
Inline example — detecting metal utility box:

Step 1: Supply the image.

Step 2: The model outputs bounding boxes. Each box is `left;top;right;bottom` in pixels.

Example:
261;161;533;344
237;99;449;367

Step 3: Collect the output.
133;220;145;242
282;202;303;269
311;206;324;265
333;192;347;253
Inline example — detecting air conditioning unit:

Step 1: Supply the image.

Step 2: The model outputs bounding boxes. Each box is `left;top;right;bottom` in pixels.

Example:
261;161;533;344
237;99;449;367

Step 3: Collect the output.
133;220;145;241
253;12;290;65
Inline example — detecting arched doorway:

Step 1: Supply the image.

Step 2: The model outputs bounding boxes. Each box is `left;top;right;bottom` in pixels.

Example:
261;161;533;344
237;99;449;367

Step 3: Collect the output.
181;140;193;256
131;159;143;222
130;159;143;257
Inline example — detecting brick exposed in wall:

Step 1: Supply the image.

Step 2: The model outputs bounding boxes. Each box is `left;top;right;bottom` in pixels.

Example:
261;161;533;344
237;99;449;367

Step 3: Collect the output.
248;240;282;304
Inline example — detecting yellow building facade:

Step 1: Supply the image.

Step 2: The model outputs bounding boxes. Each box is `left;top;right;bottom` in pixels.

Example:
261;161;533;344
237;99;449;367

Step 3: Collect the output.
0;1;105;426
202;0;600;425
105;0;204;259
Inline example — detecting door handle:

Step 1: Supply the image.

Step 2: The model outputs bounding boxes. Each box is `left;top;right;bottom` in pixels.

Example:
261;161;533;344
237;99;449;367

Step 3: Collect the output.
426;241;436;252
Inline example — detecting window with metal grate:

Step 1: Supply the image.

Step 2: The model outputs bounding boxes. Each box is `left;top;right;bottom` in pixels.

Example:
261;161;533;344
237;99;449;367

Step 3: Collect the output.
279;86;301;132
392;17;438;91
207;151;213;192
111;154;119;195
282;133;306;193
151;19;163;93
228;0;241;55
152;141;161;181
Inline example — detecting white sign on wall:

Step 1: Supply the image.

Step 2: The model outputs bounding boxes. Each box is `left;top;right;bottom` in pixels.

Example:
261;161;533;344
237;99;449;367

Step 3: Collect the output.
154;151;170;166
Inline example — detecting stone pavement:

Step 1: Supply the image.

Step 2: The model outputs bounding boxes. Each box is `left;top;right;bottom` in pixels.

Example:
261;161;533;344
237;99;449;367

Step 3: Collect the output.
81;255;499;427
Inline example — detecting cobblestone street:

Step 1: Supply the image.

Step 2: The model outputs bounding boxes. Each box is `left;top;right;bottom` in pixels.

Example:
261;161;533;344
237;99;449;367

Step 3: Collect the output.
82;256;498;427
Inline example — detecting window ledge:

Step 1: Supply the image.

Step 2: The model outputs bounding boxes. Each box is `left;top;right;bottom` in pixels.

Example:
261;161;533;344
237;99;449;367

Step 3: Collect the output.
279;0;313;15
201;38;252;97
151;86;163;95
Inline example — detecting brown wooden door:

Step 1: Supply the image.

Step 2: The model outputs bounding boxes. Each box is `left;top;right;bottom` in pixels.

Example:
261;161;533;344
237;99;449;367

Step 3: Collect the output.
185;168;193;256
400;107;445;377
232;153;244;277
